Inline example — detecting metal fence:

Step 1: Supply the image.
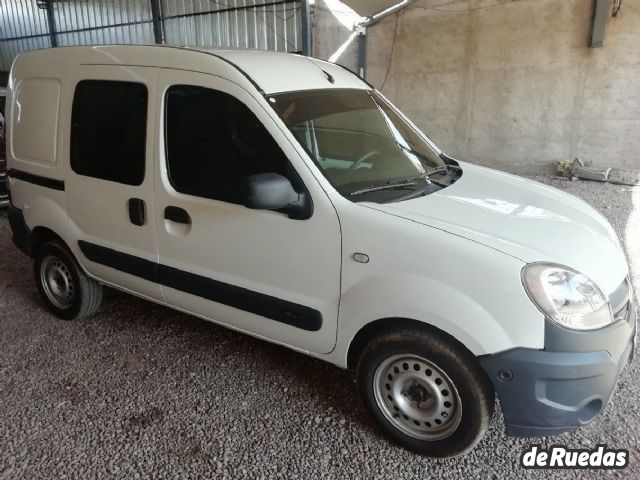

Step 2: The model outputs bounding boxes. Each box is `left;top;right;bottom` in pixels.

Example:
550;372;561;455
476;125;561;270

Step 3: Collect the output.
0;0;305;71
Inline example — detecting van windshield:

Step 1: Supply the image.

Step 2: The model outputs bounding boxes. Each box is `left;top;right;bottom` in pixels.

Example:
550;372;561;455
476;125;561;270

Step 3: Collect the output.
269;88;460;203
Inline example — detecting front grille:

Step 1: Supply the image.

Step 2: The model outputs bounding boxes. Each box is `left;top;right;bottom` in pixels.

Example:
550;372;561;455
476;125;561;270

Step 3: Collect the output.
611;276;633;324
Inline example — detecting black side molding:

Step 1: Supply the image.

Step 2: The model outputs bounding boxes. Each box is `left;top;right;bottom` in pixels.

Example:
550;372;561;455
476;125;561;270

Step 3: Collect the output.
78;241;156;282
8;169;65;191
156;264;322;331
77;240;323;331
7;205;31;256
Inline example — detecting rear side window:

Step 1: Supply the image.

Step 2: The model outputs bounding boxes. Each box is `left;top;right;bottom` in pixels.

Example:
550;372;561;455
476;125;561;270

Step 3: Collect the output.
12;78;61;165
165;85;289;205
71;80;147;185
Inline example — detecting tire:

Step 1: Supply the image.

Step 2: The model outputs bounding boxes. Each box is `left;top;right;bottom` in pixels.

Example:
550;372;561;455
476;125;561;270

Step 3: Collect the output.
356;328;494;458
34;240;103;320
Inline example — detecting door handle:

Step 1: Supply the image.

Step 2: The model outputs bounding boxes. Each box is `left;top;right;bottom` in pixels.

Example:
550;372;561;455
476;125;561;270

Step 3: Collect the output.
164;206;191;224
128;198;146;226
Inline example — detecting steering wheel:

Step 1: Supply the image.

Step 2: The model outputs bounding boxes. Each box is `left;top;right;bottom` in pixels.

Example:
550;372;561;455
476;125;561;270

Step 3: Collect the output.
346;150;380;174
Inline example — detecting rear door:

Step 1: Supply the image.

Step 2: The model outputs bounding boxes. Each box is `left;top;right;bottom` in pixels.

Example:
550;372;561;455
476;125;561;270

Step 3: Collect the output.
65;66;162;302
153;69;342;353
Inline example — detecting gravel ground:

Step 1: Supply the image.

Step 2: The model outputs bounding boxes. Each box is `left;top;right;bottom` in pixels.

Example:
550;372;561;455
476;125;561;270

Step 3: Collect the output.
1;175;639;479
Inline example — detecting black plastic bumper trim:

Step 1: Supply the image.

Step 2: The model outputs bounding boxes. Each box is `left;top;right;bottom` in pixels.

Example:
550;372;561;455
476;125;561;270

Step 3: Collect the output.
7;205;31;256
480;304;636;437
7;169;65;191
77;240;322;331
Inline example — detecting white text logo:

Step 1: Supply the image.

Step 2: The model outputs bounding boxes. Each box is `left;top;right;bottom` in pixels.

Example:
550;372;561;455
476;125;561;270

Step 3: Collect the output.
521;445;628;469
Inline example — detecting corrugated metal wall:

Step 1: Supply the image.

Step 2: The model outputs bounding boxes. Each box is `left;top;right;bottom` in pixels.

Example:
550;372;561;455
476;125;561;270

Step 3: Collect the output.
0;0;302;71
161;0;300;52
53;0;155;47
0;0;51;71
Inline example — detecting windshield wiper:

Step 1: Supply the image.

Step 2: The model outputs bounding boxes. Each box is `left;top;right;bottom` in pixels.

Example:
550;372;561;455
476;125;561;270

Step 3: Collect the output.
424;166;448;176
398;143;430;163
397;144;461;178
348;161;462;198
423;164;462;177
349;179;419;196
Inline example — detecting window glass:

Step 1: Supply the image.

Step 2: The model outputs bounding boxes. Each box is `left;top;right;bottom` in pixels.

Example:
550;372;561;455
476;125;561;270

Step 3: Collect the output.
271;89;455;203
165;85;289;204
71;80;147;185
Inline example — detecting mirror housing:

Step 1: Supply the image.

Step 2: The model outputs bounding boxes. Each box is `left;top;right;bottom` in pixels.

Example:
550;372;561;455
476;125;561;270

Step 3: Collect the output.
243;173;311;220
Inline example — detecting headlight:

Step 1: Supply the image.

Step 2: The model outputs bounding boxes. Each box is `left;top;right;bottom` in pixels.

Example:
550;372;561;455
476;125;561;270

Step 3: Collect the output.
522;263;612;330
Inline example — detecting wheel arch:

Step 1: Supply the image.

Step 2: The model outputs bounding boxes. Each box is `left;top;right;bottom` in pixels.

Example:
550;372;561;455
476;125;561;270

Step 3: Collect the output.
29;226;67;257
346;317;481;371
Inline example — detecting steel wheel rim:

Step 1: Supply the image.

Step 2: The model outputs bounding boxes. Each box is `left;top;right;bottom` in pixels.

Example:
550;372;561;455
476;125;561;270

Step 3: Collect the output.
373;353;462;441
40;255;75;310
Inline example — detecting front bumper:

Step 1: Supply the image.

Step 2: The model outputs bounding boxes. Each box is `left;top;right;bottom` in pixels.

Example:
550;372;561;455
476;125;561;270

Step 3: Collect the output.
480;302;636;437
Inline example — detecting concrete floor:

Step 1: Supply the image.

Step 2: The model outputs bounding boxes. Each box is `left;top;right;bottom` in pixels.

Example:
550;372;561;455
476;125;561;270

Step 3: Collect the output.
1;175;639;479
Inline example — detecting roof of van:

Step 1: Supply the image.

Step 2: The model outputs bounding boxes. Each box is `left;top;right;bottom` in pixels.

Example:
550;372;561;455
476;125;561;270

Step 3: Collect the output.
11;45;370;95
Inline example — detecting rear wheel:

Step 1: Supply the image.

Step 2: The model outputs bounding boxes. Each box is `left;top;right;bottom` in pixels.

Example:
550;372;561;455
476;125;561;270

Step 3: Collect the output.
356;328;494;457
34;241;103;320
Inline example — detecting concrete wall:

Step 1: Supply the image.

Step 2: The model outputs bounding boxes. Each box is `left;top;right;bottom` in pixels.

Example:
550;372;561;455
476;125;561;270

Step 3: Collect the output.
313;0;640;174
313;0;362;70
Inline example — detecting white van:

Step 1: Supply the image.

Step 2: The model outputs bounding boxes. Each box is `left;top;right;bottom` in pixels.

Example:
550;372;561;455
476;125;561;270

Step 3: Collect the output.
5;46;635;457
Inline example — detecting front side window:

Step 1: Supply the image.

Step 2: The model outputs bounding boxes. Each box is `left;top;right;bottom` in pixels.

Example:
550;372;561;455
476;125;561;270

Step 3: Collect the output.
270;89;460;203
71;80;147;185
165;85;291;205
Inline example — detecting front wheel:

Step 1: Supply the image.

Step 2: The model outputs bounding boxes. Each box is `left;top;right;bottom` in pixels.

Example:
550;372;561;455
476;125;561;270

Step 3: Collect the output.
356;328;494;457
34;241;103;320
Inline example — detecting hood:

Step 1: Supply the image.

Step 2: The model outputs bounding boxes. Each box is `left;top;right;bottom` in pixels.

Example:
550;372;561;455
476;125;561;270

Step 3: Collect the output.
364;163;628;293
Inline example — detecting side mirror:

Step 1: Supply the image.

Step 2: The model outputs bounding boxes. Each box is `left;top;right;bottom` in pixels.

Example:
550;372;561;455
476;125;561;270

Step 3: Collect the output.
243;173;312;219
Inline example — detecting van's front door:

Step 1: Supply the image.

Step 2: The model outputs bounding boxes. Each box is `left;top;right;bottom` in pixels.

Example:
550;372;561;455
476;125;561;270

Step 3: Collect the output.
153;69;341;353
65;66;162;301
